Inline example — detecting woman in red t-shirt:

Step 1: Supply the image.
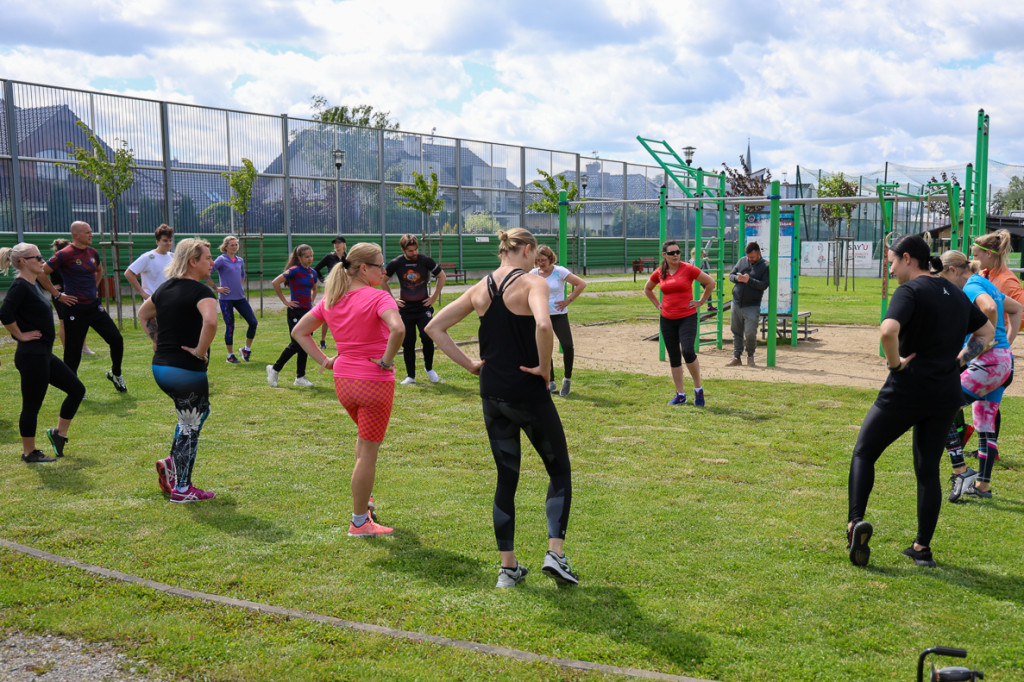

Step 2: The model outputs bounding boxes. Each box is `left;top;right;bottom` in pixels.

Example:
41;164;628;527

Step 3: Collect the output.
643;240;716;406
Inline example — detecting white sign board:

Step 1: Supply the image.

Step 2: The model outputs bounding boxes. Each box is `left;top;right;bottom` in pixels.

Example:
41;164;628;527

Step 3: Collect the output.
745;212;793;315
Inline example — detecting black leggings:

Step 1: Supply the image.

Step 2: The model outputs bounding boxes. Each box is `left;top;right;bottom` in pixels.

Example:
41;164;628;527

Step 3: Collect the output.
482;396;572;552
273;306;311;377
550;314;574;380
152;365;211;490
660;314;698;367
401;308;434;378
848;401;958;547
63;302;123;375
15;352;85;437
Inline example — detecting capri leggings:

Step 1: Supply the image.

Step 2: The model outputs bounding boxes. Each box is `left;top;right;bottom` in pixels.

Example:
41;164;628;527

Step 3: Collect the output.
152;365;211;491
550;313;574;380
482;396;572;552
334;377;395;442
219;298;258;346
848;401;958;548
14;352;85;437
660;314;698;367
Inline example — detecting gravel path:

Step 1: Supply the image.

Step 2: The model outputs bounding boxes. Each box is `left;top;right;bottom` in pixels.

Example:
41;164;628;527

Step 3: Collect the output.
0;631;165;681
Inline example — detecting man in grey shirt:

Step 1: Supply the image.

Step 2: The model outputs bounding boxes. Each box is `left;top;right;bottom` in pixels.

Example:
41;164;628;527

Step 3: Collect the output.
727;242;770;367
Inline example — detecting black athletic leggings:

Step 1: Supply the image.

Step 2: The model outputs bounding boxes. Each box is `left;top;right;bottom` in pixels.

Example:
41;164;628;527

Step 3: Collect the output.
550;314;574;381
401;308;434;378
63;302;123;375
482;395;572;552
15;352;85;438
848;401;958;548
273;306;311;377
660;314;698;367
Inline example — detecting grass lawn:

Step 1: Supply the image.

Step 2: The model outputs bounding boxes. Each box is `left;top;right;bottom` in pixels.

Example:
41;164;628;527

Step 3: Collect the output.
1;283;1022;680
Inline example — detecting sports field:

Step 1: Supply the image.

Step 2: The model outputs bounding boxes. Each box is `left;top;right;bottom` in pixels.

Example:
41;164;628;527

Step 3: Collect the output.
1;276;1022;680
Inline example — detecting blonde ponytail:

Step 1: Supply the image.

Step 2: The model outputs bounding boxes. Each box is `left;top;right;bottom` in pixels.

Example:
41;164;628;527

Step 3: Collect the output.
324;242;382;309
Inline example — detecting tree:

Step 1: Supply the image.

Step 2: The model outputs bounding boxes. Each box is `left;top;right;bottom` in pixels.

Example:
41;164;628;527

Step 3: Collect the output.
816;173;859;288
138;196;164;233
46;182;73;233
310;96;400;130
222;158;258;236
57;119;136;326
993;175;1024;215
526;170;583;216
721;155;772;211
926;172;962;223
394;171;446;259
175;195;200;233
200;202;233;233
464;211;497;234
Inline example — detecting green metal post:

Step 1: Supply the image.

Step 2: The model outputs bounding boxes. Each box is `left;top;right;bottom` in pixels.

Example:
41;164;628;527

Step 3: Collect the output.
964;163;974;248
715;171;725;348
979;112;990;239
791;207;800;347
767;181;780;367
738;204;746;253
949;183;961;252
659;186;667;363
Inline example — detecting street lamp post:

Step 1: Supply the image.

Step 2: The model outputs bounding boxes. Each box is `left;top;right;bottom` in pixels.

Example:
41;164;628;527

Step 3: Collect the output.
333;149;346;236
580;173;588;273
681;146;696;248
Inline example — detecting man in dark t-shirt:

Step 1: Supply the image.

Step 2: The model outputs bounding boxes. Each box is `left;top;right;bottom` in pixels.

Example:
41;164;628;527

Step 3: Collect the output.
383;234;447;384
314;236;347;350
38;221;127;393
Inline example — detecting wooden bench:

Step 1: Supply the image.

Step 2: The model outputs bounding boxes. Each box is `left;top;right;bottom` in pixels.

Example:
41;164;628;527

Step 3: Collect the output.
759;311;816;340
632;256;658;282
440;262;467;284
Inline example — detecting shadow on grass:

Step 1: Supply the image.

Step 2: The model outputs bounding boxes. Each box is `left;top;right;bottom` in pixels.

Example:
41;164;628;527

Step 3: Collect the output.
30;455;99;492
76;393;139;414
865;561;1024;608
185;493;291;543
535;584;710;669
367;528;487;587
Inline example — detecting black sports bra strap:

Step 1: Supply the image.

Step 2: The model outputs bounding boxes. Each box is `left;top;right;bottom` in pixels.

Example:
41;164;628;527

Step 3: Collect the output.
496;269;527;296
486;273;498;299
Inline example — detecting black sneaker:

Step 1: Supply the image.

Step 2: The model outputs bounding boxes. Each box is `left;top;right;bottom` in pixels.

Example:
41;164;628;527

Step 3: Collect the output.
45;428;68;457
847;520;872;567
22;449;56;463
542;550;579;585
319;339;327;351
902;545;936;567
106;370;127;393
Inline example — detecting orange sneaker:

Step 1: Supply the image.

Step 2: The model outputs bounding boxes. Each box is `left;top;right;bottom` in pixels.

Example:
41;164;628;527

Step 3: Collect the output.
348;518;394;537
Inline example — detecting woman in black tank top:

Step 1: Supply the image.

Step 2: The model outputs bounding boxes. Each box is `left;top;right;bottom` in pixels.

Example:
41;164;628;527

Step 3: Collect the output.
426;228;578;588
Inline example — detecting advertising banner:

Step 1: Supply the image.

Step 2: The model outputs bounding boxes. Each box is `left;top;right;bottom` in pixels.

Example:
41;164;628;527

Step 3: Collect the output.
745;212;793;315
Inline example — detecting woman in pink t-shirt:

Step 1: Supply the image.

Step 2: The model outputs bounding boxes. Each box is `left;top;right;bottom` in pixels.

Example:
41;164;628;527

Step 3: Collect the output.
643;239;715;406
291;243;404;537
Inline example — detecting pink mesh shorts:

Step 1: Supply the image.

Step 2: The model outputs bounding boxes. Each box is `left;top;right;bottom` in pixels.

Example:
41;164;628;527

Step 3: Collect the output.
334;377;395;442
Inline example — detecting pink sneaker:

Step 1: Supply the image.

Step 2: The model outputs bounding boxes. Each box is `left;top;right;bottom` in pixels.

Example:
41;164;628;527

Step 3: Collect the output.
170;485;216;504
156;456;176;494
348;518;393;537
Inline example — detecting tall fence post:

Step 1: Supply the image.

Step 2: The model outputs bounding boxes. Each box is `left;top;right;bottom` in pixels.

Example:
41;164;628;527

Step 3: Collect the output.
280;114;292;254
160;101;173;228
4;80;25;240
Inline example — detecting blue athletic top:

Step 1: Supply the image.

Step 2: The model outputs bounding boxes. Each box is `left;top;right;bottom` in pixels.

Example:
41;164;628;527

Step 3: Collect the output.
213;255;246;301
963;274;1008;349
283;266;317;309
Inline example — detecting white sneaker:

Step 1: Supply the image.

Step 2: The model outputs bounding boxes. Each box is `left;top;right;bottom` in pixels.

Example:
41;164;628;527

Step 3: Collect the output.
559;378;571;397
294;376;314;387
400;377;416;385
496;564;529;588
542;550;579;585
266;365;279;388
426;369;440;383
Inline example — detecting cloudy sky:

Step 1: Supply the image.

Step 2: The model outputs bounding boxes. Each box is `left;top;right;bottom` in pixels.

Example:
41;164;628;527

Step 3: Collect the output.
2;0;1023;178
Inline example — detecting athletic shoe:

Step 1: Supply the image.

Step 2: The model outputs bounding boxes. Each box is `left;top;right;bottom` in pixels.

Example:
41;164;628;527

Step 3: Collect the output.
226;354;240;364
294;376;314;387
542;550;579;585
559;378;571;397
694;389;705;407
319;339;327;350
170;485;216;504
948;468;978;503
156;456;176;494
22;449;56;463
82;346;96;356
902;545;936;567
426;369;440;383
266;365;279;388
847;520;872;567
106;371;127;393
241;347;252;362
964;483;993;499
400;377;416;385
548;381;557;393
347;518;394;537
496;564;529;588
367;495;378;523
45;428;67;458
746;356;756;367
667;392;686;405
726;357;742;367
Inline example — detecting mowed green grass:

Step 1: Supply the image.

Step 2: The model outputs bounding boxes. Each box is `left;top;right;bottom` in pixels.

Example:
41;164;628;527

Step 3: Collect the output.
1;279;1023;681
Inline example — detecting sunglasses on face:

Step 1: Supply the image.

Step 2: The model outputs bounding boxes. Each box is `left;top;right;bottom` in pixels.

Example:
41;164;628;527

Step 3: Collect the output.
24;255;45;262
664;250;681;256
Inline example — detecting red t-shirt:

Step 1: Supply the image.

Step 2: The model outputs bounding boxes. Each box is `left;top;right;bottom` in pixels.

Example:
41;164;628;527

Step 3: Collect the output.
649;263;702;319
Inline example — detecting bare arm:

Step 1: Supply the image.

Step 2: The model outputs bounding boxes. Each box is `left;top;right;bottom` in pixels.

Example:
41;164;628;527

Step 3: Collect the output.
138;297;158;349
4;321;42;342
426;269;447;307
292;310;329;367
37;271;71;302
1004;296;1023;346
525;277;553;383
880;318;915;371
181;298;218;363
374;308;405;369
959;320;995;366
425;287;485;374
125;269;145;298
554;272;587;311
974;293;999;329
272;273;295;308
692;270;715;307
643;277;661;311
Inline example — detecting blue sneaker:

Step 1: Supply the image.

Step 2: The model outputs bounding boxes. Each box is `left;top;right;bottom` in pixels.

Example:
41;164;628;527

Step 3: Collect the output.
226;354;240;364
667;393;686;405
694;389;705;407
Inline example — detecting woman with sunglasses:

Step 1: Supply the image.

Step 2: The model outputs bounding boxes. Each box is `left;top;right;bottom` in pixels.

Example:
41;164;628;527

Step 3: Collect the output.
290;243;404;536
643;240;716;406
0;243;85;463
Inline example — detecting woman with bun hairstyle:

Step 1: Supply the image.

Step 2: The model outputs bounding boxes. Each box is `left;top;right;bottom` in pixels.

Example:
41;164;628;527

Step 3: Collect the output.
290;243;404;537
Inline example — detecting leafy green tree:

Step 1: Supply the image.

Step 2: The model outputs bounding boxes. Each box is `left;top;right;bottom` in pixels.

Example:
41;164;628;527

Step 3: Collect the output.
993;175;1024;214
222;158;258;236
175;195;200;233
464;211;496;234
526;170;583;216
56;119;136;324
395;171;445;231
138;196;164;233
46;182;73;233
310;96;400;129
816;173;859;241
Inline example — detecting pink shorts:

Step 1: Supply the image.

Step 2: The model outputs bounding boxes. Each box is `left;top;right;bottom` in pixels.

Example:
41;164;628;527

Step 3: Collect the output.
334;377;394;442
